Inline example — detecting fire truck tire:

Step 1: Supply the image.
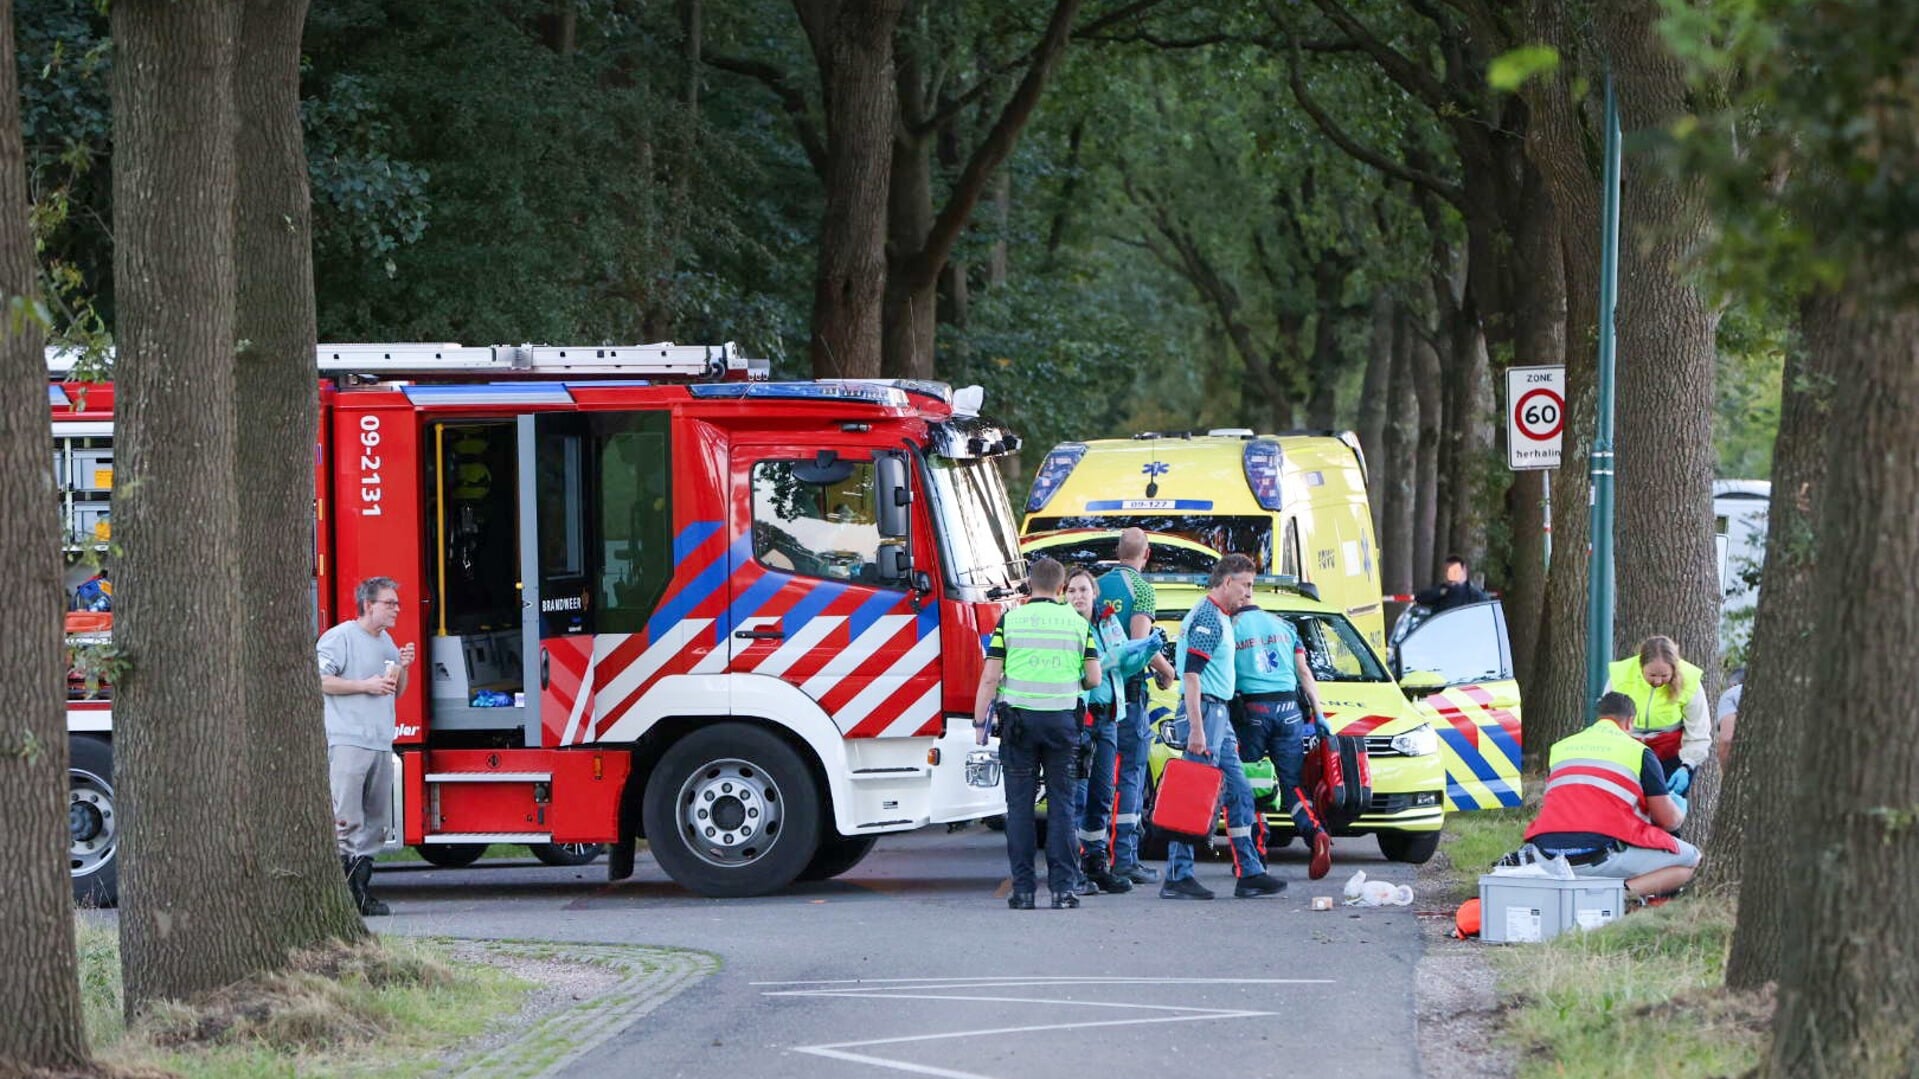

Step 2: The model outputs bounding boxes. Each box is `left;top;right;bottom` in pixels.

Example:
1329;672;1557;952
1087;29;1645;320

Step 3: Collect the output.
415;843;487;868
643;723;822;898
531;842;604;867
797;833;879;881
1377;830;1441;865
70;736;118;907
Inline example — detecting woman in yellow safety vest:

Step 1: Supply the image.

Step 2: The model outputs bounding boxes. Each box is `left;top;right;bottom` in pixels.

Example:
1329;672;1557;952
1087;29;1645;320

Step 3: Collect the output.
1604;635;1710;786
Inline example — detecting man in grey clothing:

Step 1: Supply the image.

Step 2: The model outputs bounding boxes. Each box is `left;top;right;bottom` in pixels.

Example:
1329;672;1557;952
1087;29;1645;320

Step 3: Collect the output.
318;576;415;915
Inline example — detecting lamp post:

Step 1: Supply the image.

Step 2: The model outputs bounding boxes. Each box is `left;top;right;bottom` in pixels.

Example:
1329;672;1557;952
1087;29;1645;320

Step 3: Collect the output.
1585;72;1622;711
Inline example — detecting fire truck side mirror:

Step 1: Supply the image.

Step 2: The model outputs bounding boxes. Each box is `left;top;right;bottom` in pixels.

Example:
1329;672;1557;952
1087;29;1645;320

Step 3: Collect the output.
877;543;912;583
876;453;912;539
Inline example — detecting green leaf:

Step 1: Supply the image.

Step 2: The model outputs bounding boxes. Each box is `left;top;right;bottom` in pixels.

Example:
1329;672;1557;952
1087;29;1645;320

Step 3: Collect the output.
1488;45;1560;93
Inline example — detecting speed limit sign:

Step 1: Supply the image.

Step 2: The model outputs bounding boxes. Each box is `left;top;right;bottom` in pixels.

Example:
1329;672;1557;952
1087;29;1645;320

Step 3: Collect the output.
1507;365;1564;470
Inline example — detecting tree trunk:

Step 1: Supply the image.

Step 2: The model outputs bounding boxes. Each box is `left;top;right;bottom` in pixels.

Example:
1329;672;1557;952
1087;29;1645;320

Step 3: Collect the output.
1763;295;1919;1078
1503;162;1565;686
1379;304;1416;599
0;0;92;1066
1303;260;1347;430
989;168;1010;288
1716;305;1835;983
1357;293;1393;535
112;0;281;1013
799;0;902;379
1411;322;1442;584
1595;3;1721;670
1518;0;1602;766
881;22;935;380
1444;314;1495;573
233;0;369;951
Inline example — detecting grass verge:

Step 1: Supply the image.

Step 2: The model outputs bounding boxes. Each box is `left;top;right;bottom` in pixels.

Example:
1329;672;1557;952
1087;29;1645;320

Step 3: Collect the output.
1430;810;1771;1077
77;919;531;1078
376;843;524;864
1491;899;1770;1077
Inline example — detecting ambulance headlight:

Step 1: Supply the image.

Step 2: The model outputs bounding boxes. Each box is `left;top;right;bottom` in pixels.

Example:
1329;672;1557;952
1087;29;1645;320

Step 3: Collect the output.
1390;723;1439;757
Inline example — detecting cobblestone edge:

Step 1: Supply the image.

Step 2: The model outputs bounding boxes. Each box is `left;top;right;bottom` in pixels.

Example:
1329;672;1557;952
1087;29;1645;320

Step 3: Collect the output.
442;942;720;1078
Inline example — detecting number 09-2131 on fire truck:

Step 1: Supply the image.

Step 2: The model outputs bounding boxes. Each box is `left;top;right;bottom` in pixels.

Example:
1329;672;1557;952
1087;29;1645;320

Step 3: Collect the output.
56;343;1026;901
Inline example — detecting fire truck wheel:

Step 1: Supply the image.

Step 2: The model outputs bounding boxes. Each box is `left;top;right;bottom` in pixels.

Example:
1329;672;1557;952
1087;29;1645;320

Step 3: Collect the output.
643;723;822;898
415;843;487;868
531;842;604;867
70;736;118;907
797;833;879;881
1377;830;1440;865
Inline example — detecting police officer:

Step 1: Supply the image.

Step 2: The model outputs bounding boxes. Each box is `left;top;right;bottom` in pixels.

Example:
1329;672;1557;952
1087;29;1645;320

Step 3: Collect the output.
1100;527;1177;885
974;557;1102;910
1231;601;1335;880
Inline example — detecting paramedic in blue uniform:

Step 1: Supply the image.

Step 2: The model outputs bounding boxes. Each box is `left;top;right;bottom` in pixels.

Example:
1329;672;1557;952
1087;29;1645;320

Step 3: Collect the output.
1100;527;1177;885
1231;602;1336;880
1161;554;1286;900
973;557;1101;910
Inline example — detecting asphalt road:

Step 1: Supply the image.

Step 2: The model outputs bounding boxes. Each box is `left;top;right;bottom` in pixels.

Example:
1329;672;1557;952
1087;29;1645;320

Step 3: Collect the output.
373;825;1430;1079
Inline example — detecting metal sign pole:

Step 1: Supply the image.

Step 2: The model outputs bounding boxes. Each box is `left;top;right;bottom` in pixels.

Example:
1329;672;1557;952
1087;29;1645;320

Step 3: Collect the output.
1585;73;1622;713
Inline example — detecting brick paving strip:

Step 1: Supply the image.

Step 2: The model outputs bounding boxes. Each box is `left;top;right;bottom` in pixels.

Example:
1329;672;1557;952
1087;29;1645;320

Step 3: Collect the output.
439;941;720;1078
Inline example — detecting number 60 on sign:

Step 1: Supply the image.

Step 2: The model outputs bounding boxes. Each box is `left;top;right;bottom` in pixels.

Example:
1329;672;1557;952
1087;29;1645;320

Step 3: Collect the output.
1506;365;1564;470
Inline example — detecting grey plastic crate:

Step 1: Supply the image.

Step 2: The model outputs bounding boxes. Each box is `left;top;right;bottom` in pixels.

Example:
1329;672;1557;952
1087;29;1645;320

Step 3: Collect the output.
1478;873;1627;943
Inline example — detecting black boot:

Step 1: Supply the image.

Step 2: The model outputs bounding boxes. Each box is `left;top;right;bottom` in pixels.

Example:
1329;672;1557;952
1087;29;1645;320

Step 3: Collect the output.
607;836;636;881
1082;856;1134;894
348;855;389;916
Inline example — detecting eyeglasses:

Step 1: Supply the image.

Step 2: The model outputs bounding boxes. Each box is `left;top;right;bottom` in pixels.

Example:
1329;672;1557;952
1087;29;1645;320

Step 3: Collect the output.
373;599;402;608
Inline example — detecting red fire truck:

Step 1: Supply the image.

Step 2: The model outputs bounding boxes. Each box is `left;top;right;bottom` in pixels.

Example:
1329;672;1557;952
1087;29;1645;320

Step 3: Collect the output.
57;343;1027;901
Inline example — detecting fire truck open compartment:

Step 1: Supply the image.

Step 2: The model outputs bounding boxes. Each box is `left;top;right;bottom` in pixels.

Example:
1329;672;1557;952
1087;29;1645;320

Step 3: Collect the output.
424;419;526;731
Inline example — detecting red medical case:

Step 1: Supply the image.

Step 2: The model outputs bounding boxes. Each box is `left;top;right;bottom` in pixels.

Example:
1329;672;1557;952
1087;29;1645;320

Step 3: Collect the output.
1151;757;1225;841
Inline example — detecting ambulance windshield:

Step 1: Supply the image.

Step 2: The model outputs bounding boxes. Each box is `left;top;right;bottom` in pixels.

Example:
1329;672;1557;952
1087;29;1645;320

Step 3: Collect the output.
924;456;1024;594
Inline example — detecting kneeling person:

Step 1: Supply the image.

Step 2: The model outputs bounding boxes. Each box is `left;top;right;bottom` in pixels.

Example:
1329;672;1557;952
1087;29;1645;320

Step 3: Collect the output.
1524;691;1701;900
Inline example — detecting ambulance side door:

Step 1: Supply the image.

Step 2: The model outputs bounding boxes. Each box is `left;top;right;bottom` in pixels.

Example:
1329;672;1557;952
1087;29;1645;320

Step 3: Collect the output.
1393;600;1524;811
726;446;940;739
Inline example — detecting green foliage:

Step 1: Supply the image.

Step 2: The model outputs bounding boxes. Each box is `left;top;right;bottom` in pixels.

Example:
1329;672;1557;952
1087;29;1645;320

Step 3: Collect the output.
1713;304;1787;479
1660;0;1919;300
1487;45;1560;93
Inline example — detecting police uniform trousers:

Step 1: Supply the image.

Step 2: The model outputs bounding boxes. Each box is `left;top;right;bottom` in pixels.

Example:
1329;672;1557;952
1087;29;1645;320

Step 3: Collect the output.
1001;706;1082;896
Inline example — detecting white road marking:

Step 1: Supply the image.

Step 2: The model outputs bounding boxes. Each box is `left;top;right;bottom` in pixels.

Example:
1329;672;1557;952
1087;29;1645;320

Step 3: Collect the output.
758;975;1332;1079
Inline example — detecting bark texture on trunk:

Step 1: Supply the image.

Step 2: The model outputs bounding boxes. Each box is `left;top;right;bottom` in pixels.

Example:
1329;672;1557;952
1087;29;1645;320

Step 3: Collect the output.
1411;323;1442;585
112;0;281;1013
1764;296;1919;1078
1503;162;1566;686
880;24;934;380
1519;0;1602;764
233;0;369;950
1357;293;1393;537
1716;307;1833;982
0;0;91;1066
1379;304;1416;599
799;0;901;379
1595;3;1721;671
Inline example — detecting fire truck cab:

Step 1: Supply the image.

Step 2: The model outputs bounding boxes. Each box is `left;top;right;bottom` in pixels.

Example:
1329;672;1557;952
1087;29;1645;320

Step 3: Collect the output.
58;344;1027;900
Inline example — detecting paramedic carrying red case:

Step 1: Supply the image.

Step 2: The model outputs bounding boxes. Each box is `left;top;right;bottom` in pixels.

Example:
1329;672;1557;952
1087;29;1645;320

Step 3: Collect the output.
1151;757;1225;841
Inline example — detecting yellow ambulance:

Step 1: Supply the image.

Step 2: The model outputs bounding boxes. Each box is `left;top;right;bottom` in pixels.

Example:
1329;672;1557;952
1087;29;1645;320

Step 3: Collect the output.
1020;431;1387;651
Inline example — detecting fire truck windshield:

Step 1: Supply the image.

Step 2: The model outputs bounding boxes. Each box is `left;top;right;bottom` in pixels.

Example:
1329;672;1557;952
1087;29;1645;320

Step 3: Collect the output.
924;455;1025;594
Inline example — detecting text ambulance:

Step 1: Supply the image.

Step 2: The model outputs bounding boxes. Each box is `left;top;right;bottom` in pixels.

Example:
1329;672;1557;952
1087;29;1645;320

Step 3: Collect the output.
56;344;1024;902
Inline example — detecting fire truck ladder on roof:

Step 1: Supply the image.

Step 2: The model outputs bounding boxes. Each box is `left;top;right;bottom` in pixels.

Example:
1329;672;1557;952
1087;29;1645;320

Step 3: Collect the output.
47;341;769;382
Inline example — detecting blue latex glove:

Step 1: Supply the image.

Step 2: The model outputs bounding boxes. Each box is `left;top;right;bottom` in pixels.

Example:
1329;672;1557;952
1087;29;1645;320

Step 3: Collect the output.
1668;790;1689;819
1668;764;1692;796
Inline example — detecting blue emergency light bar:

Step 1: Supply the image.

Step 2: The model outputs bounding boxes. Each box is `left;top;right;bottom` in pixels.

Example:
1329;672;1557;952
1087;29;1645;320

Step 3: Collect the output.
689;381;909;407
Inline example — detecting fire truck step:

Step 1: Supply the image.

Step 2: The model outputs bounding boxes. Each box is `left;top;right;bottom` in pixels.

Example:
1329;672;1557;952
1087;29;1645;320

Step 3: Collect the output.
423;832;554;844
424;771;553;783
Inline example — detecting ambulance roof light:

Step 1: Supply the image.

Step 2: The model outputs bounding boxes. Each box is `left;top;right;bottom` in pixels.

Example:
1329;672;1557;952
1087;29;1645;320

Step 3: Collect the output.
1026;442;1087;514
1243;439;1284;511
